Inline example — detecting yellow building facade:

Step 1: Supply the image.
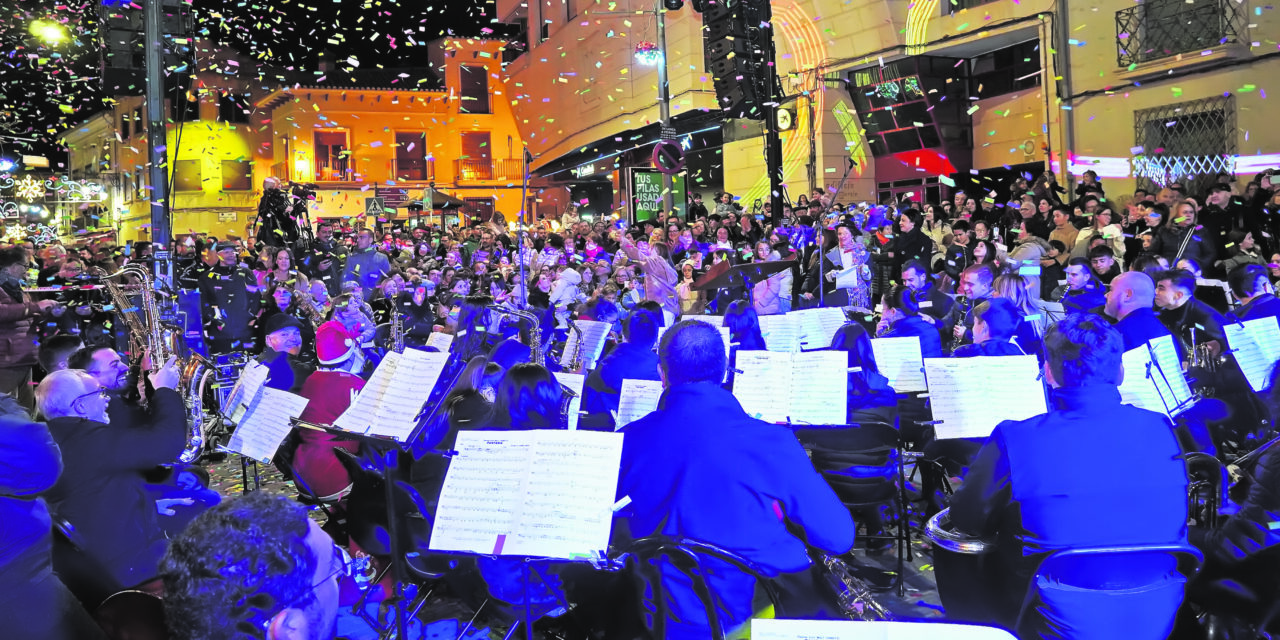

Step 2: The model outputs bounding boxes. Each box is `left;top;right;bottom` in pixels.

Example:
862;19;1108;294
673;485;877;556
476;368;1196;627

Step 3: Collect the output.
499;0;1278;212
62;38;526;244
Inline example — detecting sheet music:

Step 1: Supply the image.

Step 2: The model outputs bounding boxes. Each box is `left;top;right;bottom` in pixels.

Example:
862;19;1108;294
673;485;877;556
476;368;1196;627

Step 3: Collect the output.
834;265;862;291
226;388;311;463
222;360;269;421
684;314;724;327
871;336;927;393
553;372;585;430
560;320;611;370
759;314;801;352
1147;335;1193;411
733;351;794;422
792;308;847;350
924;356;1047;440
790;352;848;425
752;619;1018;640
1225;318;1280;392
616;379;664;429
425;332;454;352
429;430;623;559
332;350;449;440
1118;345;1172;416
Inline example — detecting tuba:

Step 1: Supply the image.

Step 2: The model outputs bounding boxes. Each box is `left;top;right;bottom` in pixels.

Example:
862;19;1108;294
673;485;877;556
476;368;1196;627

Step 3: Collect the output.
91;265;214;464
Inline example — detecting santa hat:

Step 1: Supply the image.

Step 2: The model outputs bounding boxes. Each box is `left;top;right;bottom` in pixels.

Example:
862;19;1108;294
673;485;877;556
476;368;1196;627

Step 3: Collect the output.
316;321;357;365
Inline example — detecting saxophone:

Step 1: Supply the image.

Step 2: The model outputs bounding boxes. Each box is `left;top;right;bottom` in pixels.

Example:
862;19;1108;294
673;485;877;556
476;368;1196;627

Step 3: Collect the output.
293;286;326;327
389;303;405;354
820;554;894;621
91;265;213;464
487;304;544;367
564;319;585;372
949;296;973;353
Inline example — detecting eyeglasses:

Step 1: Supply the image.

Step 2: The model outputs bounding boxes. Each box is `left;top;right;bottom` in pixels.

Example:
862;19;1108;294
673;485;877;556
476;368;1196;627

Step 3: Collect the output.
71;388;109;406
261;544;352;631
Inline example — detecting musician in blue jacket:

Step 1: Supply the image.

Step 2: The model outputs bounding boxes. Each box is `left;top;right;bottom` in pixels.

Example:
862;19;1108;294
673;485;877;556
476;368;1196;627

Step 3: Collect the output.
875;284;943;358
582;308;662;420
950;314;1190;638
615;320;856;639
1226;264;1280;324
1105;271;1174;352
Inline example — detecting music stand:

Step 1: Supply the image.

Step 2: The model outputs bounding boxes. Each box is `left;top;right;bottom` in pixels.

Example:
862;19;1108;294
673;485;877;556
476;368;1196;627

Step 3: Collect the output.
692;259;796;306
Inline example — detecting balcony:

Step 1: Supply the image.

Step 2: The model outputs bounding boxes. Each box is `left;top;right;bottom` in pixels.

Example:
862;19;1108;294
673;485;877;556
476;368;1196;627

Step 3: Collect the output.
453;158;524;183
1115;0;1247;68
392;158;436;182
316;160;355;182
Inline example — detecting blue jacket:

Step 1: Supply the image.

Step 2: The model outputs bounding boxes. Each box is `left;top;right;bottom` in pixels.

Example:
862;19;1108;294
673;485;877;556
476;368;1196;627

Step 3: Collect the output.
951;384;1189;635
1114;307;1173;353
582;341;661;415
342;247;391;299
616;382;855;638
1226;293;1280;324
1061;286;1105;315
0;418;61;595
953;340;1026;358
884;315;943;358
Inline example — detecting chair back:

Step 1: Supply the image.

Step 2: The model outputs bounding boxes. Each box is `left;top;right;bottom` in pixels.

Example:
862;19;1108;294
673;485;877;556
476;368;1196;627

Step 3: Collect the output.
94;590;166;640
623;536;781;640
796;422;900;508
336;447;435;558
1016;543;1202;640
51;514;124;611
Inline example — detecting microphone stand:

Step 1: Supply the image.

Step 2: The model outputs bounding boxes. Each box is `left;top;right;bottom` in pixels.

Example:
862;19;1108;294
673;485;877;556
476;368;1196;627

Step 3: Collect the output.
518;149;532;310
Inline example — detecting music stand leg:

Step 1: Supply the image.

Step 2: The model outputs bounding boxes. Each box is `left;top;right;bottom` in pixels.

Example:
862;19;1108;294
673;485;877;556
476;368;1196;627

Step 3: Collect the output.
523;559;534;640
379;448;409;640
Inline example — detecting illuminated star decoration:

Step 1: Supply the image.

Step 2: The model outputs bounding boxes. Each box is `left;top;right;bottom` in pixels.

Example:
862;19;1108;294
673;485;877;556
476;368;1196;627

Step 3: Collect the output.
633;41;662;66
15;176;45;202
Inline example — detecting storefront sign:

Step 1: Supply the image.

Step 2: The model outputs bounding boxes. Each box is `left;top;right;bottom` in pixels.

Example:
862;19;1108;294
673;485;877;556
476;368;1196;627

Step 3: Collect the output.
629;168;686;223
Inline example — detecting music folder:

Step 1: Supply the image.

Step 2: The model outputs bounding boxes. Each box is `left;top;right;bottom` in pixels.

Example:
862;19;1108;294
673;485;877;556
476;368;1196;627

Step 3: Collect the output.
1117;335;1194;417
226;388;312;464
429;430;623;560
332;349;450;442
923;355;1047;440
870;336;926;393
1224;317;1280;392
732;351;847;425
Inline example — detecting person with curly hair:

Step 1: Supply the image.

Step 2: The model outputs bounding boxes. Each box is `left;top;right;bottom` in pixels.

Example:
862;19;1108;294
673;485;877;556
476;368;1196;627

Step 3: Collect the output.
160;490;347;640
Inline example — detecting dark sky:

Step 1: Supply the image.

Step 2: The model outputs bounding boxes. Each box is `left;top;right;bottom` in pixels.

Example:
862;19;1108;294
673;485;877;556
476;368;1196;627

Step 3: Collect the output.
0;0;498;167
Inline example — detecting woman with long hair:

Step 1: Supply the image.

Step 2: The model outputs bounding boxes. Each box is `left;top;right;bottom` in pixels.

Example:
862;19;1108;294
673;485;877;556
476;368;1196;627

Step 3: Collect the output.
874;285;943;357
750;240;791;316
723;299;766;352
491;363;564;430
1071;205;1125;261
921;204;951;250
1218;230;1265;274
971;239;999;269
829;324;897;425
992;273;1044;357
620;234;680;324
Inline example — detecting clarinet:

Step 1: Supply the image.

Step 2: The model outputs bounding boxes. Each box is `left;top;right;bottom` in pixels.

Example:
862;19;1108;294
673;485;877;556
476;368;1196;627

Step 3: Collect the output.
950;296;972;352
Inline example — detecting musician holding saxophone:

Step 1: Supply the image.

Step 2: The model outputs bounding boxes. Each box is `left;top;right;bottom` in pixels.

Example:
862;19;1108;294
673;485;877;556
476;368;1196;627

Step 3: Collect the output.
946;315;1190;637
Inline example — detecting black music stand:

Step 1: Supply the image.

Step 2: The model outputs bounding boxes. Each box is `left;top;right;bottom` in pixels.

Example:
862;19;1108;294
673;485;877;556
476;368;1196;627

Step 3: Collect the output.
692;259;796;307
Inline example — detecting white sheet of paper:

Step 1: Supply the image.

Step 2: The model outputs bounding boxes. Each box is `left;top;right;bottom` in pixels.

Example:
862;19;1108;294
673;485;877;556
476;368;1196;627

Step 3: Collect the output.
791;308;847;350
554;372;585;430
1118;345;1173;416
1226;318;1280;392
226;388;312;463
733;350;794;423
751;619;1017;640
223;360;269;421
1147;335;1193;411
333;350;449;440
561;320;611;371
429;430;623;559
759;314;801;352
616;379;664;429
871;336;927;393
924;356;1047;440
791;351;848;425
684;314;724;327
333;351;401;434
834;265;861;291
425;332;454;352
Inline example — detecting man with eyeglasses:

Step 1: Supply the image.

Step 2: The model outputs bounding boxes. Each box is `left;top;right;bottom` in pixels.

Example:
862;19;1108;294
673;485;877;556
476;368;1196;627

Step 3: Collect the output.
161;491;346;640
37;367;186;590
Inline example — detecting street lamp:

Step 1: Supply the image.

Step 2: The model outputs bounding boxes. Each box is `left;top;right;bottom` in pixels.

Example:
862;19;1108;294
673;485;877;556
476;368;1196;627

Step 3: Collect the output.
29;20;68;47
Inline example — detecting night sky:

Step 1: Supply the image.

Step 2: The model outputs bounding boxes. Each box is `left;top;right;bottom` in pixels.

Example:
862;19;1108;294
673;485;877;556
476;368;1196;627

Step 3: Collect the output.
0;0;497;167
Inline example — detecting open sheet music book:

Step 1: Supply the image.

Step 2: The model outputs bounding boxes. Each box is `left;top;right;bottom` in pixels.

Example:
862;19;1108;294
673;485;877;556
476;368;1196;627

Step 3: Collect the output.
792;308;848;350
560;320;611;371
924;355;1047;440
683;314;724;327
616;379;664;429
752;619;1018;640
226;388;312;463
425;332;454;352
1118;335;1193;416
332;349;450;441
553;372;585;430
871;336;927;393
732;351;847;424
759;314;801;352
1225;317;1280;392
429;430;623;559
221;360;269;422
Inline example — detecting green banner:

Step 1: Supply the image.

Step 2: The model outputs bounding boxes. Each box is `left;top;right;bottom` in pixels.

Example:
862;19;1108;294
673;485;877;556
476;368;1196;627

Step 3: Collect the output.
630;168;686;223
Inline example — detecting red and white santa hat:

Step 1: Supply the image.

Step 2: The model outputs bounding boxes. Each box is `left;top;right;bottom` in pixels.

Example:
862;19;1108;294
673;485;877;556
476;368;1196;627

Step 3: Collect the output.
316;321;357;365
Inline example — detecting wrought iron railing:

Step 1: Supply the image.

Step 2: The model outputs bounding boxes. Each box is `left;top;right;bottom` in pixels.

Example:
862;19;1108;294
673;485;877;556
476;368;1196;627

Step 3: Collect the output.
1115;0;1247;67
1132;96;1236;196
392;158;435;182
453;158;524;182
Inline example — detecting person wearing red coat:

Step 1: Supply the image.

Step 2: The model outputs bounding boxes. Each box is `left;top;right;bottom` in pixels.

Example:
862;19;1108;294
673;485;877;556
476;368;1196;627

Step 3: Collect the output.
293;321;365;499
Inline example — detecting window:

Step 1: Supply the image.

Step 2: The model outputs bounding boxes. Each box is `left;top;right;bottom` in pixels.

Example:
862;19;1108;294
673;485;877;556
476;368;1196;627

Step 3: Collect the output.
173;160;202;192
221;160;252;191
314;130;349;181
218;93;251;124
565;0;576;22
1133;95;1236;197
459;131;492;180
134;108;144;138
459;65;491;114
394;132;429;180
120;111;130;139
969;40;1041;99
1116;0;1247;67
948;0;1000;11
463;197;495;223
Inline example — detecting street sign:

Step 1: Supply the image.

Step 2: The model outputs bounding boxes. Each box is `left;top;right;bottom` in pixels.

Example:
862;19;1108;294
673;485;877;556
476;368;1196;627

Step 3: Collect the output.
629;168;686;222
652;141;685;175
364;197;386;218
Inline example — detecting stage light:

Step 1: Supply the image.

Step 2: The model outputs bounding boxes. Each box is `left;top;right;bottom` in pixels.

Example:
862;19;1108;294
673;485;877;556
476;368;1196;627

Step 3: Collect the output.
29;20;68;46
